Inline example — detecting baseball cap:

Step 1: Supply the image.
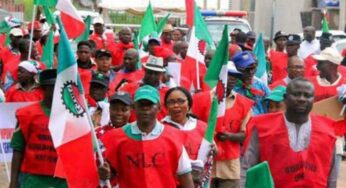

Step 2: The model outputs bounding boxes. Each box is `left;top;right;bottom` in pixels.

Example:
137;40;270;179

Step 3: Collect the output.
273;31;288;41
9;28;23;37
109;92;132;105
286;34;301;45
39;69;57;86
95;49;112;59
148;34;161;45
93;16;104;25
143;55;166;72
247;31;256;39
90;73;109;88
232;51;256;69
265;86;286;102
312;47;343;65
134;85;160;104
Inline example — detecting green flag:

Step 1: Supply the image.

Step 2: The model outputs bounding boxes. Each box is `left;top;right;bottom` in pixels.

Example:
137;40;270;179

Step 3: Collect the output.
0;21;11;46
322;17;329;33
253;33;268;84
139;2;157;42
198;25;228;162
204;25;229;88
75;16;91;43
41;29;54;69
34;0;57;7
194;2;215;49
245;161;274;188
157;14;170;35
43;6;56;25
133;31;142;69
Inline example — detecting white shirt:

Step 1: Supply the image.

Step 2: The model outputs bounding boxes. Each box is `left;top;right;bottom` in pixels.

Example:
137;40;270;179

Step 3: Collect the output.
284;116;312;152
298;39;320;59
130;121;192;175
163;116;197;131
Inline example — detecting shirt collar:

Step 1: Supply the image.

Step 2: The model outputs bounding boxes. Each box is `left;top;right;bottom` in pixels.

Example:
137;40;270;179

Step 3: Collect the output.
131;121;163;136
163;116;197;131
16;83;39;91
317;73;342;86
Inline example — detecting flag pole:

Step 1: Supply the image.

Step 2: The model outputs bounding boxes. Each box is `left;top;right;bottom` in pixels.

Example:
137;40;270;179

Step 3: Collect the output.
196;58;201;90
28;5;37;60
81;96;112;188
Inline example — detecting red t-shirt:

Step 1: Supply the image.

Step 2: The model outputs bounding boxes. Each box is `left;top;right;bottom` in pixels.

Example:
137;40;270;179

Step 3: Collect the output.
5;85;44;102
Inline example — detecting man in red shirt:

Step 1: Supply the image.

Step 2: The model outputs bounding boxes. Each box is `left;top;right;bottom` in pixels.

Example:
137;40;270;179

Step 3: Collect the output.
242;78;337;187
270;55;305;89
270;34;301;83
161;24;174;50
76;41;96;95
5;60;43;102
27;21;43;55
109;27;134;70
0;28;23;74
309;47;346;102
119;55;169;120
89;16;115;50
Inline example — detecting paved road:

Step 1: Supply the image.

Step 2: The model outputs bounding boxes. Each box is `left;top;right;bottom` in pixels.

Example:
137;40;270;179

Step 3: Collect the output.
1;160;346;187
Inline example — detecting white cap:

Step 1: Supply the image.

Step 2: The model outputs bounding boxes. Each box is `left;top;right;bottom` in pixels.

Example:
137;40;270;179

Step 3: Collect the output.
143;55;166;72
9;28;23;37
93;16;104;25
312;47;343;65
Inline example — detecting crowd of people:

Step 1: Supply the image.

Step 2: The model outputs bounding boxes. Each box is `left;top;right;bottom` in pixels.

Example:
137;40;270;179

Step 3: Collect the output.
1;14;346;188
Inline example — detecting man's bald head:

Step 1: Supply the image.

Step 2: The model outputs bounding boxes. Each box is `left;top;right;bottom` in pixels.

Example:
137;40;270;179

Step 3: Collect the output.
119;27;132;44
287;56;305;79
303;26;316;42
123;48;139;72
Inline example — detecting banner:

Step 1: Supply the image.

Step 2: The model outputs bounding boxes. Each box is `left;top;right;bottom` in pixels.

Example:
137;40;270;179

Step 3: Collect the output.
0;102;33;162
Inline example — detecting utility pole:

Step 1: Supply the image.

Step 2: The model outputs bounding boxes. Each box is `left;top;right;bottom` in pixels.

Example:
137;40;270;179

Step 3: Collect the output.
204;0;207;9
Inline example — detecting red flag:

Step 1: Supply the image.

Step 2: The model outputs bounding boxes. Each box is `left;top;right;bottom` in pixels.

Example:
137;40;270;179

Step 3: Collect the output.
185;0;194;27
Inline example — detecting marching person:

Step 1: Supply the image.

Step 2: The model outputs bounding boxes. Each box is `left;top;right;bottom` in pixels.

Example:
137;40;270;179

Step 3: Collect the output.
10;69;68;188
241;78;337;187
99;85;194;188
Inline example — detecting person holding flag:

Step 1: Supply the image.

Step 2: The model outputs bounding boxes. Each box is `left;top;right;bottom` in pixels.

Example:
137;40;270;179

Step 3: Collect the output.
10;69;68;188
99;85;194;188
233;51;270;115
211;62;254;188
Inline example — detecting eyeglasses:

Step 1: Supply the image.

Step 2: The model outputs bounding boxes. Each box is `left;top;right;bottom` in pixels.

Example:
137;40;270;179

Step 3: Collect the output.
166;98;187;106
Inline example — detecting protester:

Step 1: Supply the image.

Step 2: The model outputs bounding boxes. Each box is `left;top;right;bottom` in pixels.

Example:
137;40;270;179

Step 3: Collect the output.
233;51;270;115
109;27;134;70
5;60;43;102
270;34;301;83
10;69;68;188
309;47;346;102
305;32;334;77
161;24;174;50
204;49;216;68
0;28;23;68
162;86;207;185
27;21;43;55
245;31;256;50
265;86;286;113
211;61;253;188
95;92;132;140
270;55;305;89
89;16;115;50
94;49;116;81
172;28;185;42
119;55;169;120
88;72;110;127
99;85;194;188
77;41;95;94
241;78;337;187
109;49;144;94
298;26;320;59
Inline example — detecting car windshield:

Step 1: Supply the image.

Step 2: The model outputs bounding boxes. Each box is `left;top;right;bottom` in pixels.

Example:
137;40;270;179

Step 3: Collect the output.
206;21;251;43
